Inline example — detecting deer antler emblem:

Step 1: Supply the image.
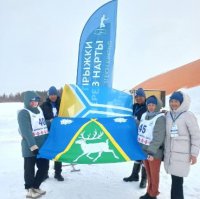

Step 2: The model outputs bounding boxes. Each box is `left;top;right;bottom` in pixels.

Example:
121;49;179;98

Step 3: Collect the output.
74;129;119;162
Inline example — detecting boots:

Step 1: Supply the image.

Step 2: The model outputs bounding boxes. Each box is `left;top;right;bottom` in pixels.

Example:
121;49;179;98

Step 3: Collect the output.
123;162;141;182
139;193;149;199
26;188;41;198
54;173;64;181
139;193;157;199
139;166;147;188
32;188;46;195
54;161;64;181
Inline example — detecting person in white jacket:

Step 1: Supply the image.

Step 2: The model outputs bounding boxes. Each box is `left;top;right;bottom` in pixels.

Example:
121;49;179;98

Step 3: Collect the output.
164;91;200;199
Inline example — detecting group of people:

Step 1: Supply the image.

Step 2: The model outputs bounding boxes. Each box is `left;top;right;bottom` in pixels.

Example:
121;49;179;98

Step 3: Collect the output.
17;86;64;198
17;86;200;199
123;88;200;199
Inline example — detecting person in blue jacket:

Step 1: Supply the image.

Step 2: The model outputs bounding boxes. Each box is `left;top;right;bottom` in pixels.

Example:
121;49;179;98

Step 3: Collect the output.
18;91;49;198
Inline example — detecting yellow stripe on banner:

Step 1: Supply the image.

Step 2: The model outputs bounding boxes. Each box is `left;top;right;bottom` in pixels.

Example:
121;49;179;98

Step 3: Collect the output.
58;84;84;117
54;119;95;161
93;120;130;161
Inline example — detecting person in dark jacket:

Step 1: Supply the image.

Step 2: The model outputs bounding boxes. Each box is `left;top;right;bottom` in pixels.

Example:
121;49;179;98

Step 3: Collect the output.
18;91;49;198
123;88;147;188
40;86;64;181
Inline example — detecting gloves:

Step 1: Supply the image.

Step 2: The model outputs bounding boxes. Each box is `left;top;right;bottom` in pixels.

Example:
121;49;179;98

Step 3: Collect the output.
32;149;39;156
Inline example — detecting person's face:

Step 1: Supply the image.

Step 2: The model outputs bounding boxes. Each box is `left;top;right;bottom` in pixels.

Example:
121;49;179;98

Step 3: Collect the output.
147;103;156;112
30;101;39;108
135;96;145;104
169;99;181;110
49;95;57;102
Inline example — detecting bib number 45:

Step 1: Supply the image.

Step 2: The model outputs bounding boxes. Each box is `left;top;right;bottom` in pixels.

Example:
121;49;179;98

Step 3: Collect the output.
138;124;147;134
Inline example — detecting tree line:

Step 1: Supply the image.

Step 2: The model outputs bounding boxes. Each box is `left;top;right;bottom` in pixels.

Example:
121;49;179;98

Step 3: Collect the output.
0;89;63;103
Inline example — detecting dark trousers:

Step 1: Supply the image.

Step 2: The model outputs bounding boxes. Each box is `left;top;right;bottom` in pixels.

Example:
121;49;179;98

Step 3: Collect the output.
171;175;184;199
46;160;62;175
24;157;49;189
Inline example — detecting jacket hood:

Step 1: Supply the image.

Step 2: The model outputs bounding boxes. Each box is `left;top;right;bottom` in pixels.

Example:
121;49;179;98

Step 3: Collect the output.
170;91;190;113
23;91;40;109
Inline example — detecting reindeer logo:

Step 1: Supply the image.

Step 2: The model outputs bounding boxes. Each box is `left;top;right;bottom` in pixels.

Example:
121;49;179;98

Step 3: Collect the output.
73;129;119;162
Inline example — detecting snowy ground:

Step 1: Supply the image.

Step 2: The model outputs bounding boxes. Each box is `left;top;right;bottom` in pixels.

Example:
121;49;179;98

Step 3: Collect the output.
1;87;200;199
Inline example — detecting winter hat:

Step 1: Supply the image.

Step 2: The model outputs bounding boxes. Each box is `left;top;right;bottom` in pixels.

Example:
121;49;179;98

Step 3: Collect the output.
169;91;183;104
146;95;157;105
48;86;58;96
135;88;146;98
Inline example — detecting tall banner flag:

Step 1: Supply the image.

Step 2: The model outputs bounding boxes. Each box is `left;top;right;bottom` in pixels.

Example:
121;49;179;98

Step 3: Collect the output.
38;117;146;164
76;0;117;88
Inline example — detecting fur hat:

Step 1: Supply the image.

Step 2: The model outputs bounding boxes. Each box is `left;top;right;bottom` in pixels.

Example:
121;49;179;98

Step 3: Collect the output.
169;91;183;104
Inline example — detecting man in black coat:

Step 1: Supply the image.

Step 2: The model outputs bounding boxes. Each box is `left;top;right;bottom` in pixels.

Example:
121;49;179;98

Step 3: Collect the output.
40;86;64;181
123;88;147;188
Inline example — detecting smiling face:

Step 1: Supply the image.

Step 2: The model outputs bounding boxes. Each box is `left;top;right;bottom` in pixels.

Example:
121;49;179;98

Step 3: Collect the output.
169;99;181;110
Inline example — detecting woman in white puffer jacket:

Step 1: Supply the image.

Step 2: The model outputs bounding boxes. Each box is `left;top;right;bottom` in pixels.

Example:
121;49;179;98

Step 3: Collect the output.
164;91;200;199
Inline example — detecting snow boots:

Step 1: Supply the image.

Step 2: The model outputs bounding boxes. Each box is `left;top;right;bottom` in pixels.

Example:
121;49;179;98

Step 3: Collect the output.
139;166;147;188
26;189;41;198
54;173;64;181
26;188;46;198
54;161;64;181
123;162;147;189
139;193;157;199
32;188;46;195
123;162;141;182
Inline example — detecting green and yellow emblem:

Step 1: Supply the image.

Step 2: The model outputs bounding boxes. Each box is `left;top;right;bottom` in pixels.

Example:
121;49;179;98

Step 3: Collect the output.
55;119;130;164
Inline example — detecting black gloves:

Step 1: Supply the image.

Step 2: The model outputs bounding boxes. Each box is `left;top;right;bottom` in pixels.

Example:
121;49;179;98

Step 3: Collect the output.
32;149;39;156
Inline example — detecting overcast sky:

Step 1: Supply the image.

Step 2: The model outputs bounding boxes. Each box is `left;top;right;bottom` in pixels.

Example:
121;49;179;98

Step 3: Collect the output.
0;0;200;94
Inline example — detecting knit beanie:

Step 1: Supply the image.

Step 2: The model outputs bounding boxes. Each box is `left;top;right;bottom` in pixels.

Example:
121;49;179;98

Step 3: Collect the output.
169;91;183;104
146;96;157;105
135;88;146;98
48;86;58;96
